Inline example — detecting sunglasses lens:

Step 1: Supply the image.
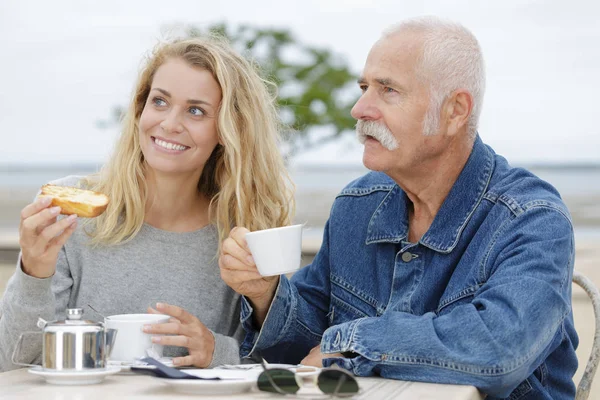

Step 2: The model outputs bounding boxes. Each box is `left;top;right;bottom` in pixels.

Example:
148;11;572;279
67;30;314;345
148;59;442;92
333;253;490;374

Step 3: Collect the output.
257;369;300;394
317;369;360;395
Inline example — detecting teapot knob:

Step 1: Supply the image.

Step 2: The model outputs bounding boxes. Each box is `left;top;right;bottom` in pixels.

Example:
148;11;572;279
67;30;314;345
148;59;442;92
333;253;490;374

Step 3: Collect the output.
67;308;84;320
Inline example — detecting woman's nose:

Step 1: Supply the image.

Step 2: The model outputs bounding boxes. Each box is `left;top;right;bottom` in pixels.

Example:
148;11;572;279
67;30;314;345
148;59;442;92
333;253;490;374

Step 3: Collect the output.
159;110;184;134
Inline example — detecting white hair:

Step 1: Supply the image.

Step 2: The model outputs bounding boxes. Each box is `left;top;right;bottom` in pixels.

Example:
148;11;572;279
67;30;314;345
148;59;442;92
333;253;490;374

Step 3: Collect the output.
356;120;399;150
383;16;486;139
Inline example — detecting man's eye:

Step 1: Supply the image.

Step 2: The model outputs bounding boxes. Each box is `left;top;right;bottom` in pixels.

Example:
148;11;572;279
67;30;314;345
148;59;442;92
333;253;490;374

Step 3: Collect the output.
189;107;205;116
359;85;368;93
152;97;167;107
384;87;396;94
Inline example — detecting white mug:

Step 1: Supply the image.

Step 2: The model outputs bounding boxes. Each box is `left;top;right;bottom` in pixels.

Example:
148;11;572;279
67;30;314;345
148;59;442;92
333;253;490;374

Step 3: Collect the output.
104;313;170;363
245;224;303;276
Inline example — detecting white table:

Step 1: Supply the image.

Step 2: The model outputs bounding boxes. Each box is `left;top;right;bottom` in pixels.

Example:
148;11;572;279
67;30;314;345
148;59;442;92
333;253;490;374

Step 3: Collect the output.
0;368;484;400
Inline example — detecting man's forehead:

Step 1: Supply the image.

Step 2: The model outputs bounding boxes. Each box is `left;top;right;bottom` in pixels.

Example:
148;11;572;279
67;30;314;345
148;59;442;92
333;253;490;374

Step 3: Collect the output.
371;32;422;64
361;33;422;81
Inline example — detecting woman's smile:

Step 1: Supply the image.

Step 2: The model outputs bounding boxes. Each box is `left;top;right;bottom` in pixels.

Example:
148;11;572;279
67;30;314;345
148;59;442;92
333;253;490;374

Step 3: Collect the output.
151;136;190;153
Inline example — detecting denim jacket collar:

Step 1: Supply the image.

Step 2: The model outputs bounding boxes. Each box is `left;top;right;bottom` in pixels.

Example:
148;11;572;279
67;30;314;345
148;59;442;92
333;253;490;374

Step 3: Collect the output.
366;135;494;253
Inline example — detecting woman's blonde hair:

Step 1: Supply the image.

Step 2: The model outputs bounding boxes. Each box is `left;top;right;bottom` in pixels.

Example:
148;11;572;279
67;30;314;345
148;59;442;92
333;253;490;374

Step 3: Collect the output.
86;36;295;248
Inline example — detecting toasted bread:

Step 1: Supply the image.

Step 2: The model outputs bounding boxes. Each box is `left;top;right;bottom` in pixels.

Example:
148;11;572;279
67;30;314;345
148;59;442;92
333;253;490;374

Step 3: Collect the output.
40;184;109;218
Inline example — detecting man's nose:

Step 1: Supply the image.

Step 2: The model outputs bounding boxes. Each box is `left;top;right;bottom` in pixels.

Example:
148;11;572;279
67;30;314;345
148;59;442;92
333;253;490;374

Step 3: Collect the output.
351;90;381;121
160;109;184;134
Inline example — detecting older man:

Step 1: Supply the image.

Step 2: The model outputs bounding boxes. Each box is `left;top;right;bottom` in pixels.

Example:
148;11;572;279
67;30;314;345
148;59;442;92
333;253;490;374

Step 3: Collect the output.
219;17;577;399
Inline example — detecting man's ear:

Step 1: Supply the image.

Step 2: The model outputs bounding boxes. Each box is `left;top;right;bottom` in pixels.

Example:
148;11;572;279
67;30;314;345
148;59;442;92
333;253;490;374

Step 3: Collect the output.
445;89;473;137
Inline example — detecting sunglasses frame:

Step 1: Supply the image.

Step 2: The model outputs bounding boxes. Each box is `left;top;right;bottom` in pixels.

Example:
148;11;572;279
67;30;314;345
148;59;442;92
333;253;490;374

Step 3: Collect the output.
256;357;360;398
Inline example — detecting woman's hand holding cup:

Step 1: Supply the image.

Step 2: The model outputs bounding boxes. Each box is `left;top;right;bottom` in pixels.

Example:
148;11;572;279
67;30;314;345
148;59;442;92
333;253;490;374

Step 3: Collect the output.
145;303;215;368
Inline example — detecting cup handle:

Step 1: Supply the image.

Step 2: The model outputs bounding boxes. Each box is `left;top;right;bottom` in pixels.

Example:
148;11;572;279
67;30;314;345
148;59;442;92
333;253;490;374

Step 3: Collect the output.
11;331;42;368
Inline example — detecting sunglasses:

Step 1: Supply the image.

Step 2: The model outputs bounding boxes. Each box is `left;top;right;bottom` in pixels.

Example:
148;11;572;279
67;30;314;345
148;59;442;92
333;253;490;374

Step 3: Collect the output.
256;357;360;397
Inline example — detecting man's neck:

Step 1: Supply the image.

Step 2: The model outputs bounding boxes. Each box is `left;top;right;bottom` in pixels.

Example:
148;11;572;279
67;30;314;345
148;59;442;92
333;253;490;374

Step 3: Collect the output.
390;138;473;243
143;169;209;232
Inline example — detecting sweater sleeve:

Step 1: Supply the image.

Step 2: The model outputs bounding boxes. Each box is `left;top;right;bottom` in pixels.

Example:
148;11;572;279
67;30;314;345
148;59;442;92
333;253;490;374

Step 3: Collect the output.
207;304;246;367
207;332;241;367
0;248;74;372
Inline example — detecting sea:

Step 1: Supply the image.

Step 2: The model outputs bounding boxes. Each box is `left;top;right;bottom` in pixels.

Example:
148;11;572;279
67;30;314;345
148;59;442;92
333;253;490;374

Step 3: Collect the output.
1;163;599;240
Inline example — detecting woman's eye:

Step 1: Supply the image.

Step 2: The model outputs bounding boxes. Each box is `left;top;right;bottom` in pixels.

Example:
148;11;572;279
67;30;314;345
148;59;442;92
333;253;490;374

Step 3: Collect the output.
152;97;167;107
189;107;205;116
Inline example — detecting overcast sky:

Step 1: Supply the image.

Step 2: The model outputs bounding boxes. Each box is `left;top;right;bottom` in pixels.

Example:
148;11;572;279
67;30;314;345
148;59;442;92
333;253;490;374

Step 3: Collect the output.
1;0;598;166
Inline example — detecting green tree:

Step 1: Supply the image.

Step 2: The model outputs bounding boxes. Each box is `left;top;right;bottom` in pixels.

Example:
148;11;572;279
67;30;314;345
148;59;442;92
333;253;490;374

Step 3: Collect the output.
99;22;359;158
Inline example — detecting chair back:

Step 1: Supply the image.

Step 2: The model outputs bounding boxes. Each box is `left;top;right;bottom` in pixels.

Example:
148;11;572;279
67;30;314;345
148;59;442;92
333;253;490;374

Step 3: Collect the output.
573;270;600;400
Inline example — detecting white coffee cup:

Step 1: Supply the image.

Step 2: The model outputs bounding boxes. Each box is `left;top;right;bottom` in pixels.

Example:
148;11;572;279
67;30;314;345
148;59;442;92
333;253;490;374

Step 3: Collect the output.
104;313;170;363
245;224;303;276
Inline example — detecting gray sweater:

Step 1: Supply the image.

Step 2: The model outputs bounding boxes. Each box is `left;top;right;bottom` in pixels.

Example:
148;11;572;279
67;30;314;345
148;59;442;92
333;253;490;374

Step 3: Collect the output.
0;176;242;372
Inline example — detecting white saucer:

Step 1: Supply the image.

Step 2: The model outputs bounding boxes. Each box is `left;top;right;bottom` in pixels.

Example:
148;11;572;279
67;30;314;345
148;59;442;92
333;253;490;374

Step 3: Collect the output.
108;357;174;373
154;369;258;395
28;366;121;385
217;363;320;379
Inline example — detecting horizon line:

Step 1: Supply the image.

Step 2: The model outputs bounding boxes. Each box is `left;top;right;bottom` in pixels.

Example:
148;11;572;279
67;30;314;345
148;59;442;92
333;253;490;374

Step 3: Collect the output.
1;161;600;172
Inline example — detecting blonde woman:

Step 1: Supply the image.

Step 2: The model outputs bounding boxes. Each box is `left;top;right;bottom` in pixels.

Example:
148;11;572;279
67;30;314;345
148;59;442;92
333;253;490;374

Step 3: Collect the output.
0;36;294;372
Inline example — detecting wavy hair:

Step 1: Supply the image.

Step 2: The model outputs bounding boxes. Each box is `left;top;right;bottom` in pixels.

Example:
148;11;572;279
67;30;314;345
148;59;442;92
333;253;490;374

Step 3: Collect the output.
85;36;295;249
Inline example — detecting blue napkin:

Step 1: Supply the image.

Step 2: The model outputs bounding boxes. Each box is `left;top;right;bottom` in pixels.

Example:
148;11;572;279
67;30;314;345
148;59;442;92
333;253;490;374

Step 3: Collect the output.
130;357;221;380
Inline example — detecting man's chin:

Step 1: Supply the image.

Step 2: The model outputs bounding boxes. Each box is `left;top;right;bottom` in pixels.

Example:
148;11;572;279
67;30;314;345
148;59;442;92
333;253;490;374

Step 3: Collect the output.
362;152;385;172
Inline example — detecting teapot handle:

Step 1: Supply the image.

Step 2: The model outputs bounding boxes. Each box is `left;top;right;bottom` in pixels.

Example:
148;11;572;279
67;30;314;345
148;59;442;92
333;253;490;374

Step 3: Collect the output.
11;331;42;368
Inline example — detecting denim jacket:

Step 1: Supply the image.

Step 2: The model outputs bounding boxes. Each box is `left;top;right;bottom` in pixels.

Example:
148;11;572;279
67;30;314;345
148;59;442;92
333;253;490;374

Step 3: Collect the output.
240;136;578;399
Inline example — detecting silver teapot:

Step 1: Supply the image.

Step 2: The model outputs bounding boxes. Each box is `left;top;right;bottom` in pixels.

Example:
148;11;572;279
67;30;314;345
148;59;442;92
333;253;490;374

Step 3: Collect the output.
12;308;118;371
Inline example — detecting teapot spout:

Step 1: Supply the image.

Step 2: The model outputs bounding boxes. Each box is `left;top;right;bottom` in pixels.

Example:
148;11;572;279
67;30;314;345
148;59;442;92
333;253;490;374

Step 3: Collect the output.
105;328;118;357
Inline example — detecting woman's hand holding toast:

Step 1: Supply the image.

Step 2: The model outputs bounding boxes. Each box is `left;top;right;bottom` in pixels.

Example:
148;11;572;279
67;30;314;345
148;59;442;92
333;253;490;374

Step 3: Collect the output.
19;197;78;278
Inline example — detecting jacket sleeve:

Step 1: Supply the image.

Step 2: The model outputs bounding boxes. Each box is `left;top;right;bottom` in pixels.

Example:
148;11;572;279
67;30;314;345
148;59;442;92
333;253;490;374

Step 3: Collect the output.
0;248;74;372
239;220;334;363
319;206;575;398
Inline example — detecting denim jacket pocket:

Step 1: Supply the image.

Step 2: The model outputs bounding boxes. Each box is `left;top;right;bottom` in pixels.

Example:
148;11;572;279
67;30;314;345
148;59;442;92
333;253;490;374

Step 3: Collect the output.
437;284;481;315
533;362;548;386
506;378;533;400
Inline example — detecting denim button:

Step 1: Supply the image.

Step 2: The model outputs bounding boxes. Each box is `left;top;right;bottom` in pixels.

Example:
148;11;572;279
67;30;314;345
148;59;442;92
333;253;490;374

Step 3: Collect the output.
402;252;413;262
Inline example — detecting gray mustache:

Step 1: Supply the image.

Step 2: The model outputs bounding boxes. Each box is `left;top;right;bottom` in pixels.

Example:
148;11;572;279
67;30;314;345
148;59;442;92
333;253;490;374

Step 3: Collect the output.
356;120;399;150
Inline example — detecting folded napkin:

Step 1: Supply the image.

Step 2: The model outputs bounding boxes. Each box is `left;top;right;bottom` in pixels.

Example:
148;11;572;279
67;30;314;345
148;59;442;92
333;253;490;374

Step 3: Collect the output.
130;357;221;380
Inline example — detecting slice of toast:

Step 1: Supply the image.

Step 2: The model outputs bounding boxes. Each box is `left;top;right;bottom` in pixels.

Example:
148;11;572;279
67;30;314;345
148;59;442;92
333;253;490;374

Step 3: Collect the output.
40;184;109;218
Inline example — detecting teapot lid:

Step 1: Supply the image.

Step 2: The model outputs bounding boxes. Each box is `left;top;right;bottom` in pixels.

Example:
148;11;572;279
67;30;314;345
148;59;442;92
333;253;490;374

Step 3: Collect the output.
44;308;104;328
